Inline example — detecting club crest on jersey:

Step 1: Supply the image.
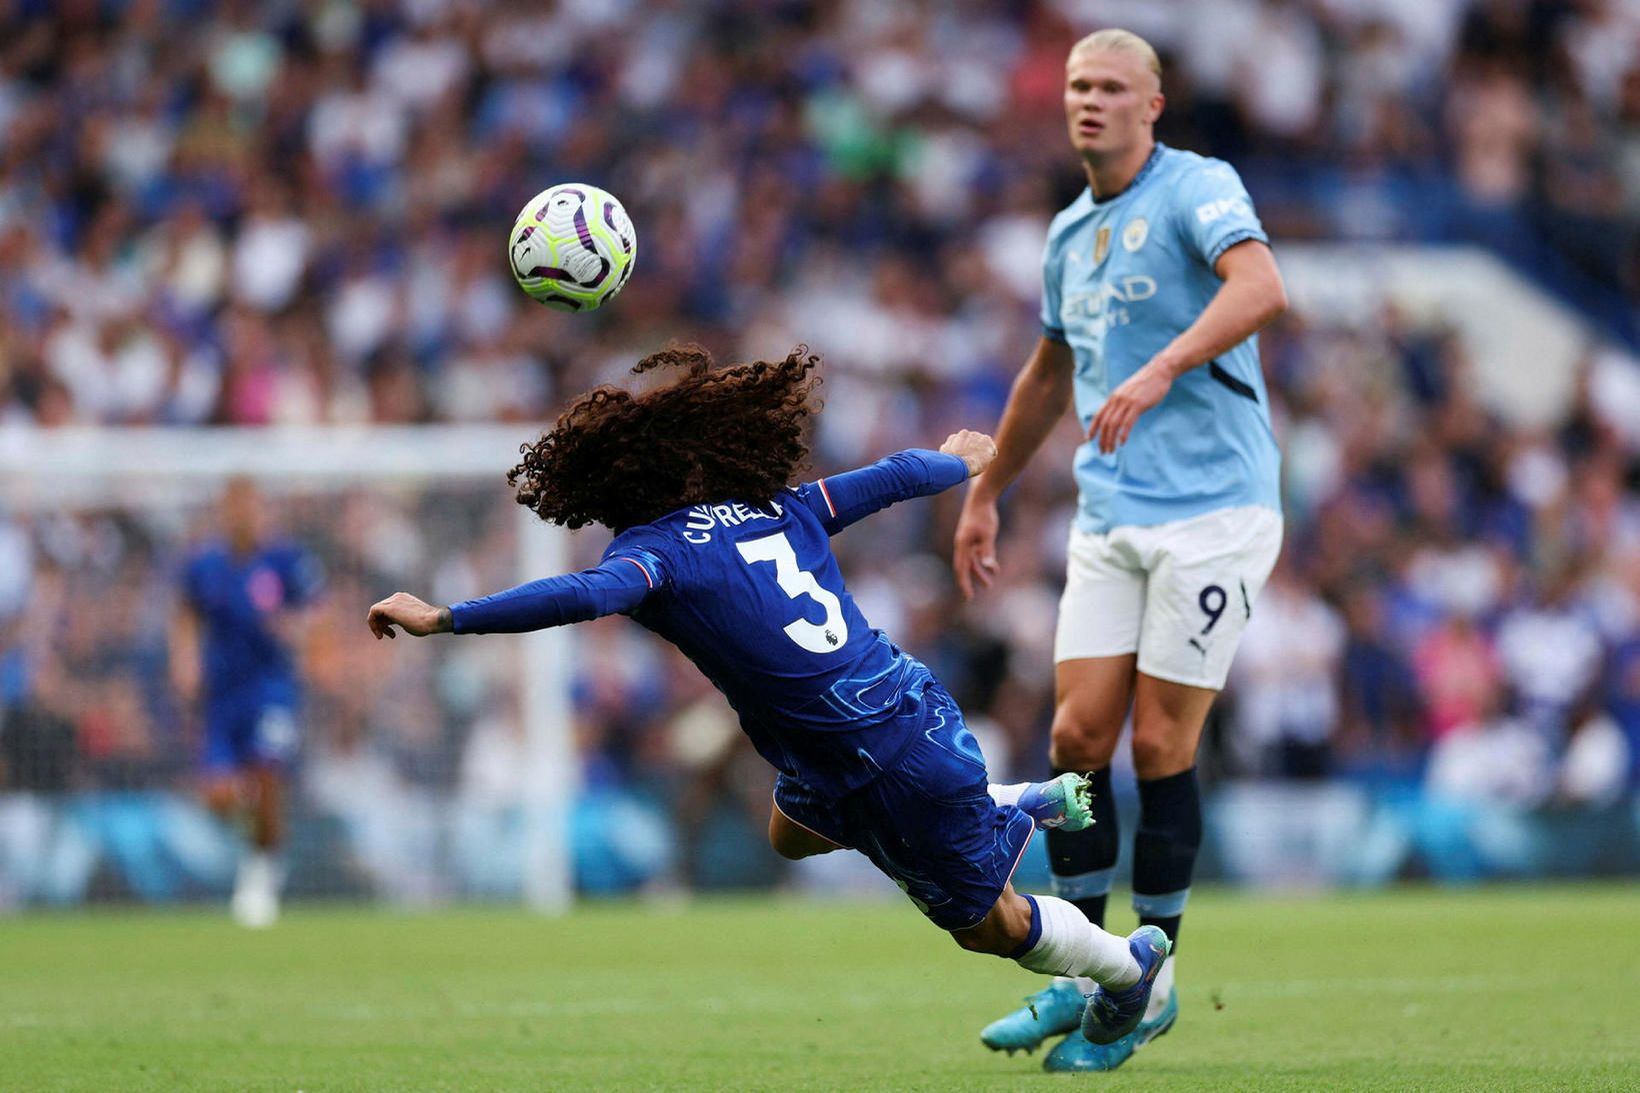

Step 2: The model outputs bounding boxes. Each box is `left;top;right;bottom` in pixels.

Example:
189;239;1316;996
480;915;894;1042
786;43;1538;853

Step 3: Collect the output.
1123;217;1149;252
247;567;284;612
1093;226;1111;266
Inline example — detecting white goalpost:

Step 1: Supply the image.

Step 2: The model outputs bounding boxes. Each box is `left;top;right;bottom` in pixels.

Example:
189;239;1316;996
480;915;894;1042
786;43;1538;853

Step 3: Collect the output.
0;425;576;912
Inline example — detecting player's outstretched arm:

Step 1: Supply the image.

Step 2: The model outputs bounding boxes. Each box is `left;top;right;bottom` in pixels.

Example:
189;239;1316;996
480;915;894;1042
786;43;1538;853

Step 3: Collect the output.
802;437;992;534
368;558;659;640
954;336;1075;598
1088;240;1286;454
367;593;452;639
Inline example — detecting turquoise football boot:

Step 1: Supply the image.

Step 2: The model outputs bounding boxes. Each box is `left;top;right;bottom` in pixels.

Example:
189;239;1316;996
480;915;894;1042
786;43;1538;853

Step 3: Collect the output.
1043;986;1178;1072
979;979;1085;1055
1015;772;1094;832
1081;926;1171;1044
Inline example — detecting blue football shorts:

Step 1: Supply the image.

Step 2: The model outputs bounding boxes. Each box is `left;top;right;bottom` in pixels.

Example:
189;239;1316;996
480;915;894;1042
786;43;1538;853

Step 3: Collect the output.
774;680;1036;931
202;694;300;773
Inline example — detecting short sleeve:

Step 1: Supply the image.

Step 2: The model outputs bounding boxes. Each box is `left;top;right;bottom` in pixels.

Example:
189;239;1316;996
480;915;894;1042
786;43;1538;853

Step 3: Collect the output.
1175;160;1268;269
1040;234;1067;344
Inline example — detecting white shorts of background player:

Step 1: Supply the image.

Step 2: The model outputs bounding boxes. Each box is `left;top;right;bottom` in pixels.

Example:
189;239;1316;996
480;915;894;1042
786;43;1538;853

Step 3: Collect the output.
1054;505;1283;690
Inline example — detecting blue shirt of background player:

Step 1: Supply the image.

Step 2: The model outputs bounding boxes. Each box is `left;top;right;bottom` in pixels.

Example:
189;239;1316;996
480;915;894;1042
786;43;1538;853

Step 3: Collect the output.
1041;143;1282;533
182;541;323;723
450;450;972;798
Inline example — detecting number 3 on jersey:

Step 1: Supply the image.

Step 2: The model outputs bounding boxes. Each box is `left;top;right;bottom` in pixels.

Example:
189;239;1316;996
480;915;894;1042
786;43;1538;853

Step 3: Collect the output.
736;532;849;655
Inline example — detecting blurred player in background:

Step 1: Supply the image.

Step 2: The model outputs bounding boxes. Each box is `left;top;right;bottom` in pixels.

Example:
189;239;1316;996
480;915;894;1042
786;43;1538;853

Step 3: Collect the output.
368;345;1174;1049
954;29;1289;1071
171;478;323;927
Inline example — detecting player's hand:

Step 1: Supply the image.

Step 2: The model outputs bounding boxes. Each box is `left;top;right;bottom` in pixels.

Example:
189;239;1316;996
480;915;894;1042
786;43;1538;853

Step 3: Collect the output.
952;495;1000;600
1089;358;1174;454
367;593;452;639
940;429;997;478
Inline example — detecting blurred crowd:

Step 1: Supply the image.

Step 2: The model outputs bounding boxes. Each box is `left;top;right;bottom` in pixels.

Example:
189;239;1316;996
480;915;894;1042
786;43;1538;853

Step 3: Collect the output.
3;0;1640;430
1;0;1639;899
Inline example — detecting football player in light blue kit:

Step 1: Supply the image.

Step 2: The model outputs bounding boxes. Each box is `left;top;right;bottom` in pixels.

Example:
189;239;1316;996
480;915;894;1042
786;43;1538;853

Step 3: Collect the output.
367;344;1170;1050
954;29;1289;1071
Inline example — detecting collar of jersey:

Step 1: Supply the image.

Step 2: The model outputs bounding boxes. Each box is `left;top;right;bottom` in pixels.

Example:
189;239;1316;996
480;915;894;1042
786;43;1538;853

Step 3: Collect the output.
1089;142;1165;206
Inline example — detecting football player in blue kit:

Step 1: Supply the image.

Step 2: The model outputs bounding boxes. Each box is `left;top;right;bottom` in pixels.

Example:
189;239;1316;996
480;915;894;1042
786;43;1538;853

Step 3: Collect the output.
954;28;1290;1071
172;477;323;927
367;344;1169;1046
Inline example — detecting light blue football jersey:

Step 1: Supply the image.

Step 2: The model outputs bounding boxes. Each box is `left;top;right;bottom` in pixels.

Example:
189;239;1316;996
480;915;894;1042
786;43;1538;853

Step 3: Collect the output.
1041;143;1281;533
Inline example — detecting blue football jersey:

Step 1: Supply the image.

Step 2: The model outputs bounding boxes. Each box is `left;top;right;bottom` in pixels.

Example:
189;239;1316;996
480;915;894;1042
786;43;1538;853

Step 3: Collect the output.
450;450;970;796
1041;143;1282;532
182;541;323;706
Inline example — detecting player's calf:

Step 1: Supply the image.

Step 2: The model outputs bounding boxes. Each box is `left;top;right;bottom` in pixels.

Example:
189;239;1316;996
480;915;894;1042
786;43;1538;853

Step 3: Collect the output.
951;888;1035;955
957;887;1141;994
1132;767;1201;948
246;765;285;850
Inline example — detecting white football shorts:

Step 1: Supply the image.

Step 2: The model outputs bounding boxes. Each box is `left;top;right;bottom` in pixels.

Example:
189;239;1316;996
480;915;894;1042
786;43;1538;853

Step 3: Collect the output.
1054;505;1283;690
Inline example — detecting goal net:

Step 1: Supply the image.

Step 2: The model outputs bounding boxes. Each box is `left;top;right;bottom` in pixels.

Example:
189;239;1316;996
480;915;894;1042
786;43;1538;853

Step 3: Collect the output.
0;426;575;911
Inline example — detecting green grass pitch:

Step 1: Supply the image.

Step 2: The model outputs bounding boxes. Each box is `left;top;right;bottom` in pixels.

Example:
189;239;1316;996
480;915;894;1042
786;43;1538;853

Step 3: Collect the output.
2;884;1635;1091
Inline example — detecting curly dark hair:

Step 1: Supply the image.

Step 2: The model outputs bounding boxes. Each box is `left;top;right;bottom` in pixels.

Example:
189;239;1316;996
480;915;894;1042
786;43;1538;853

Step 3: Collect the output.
508;343;823;530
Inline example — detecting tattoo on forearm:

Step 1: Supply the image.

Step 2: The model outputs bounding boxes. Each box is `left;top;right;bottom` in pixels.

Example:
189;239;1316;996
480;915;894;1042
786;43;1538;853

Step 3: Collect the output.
437;607;453;633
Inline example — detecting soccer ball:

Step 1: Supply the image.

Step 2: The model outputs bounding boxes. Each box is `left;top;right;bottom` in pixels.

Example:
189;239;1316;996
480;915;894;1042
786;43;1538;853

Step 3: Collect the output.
507;184;637;312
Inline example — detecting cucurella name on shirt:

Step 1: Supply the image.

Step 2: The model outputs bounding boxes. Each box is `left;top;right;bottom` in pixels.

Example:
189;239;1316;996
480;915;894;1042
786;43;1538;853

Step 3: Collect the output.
681;500;784;543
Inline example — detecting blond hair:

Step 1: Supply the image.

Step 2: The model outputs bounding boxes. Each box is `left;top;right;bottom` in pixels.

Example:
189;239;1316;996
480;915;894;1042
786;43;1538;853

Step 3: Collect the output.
1069;28;1162;81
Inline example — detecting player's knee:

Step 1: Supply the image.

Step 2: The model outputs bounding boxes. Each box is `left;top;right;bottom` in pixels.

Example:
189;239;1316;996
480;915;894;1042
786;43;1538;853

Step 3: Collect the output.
1131;730;1191;780
202;780;238;814
1049;713;1117;772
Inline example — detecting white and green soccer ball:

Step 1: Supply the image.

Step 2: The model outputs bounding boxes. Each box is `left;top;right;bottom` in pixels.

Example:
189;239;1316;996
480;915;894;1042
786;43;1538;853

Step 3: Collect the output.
507;183;636;312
